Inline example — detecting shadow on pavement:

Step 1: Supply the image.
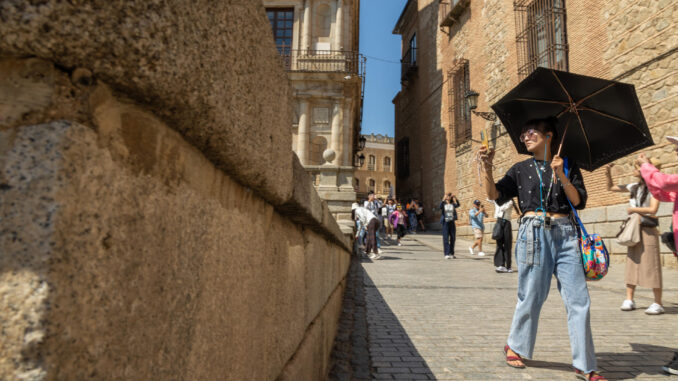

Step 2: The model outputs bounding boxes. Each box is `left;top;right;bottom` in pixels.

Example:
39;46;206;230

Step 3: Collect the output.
362;269;436;380
521;343;676;380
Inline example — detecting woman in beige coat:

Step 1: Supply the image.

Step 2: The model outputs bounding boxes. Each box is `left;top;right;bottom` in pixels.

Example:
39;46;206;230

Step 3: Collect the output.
605;160;664;315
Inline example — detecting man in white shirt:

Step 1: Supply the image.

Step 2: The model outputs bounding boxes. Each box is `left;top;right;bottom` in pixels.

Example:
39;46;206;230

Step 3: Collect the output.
353;203;382;260
493;200;515;273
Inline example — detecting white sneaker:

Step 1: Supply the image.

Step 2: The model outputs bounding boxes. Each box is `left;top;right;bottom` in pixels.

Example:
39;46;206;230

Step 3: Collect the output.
445;255;452;259
368;253;377;259
397;242;402;246
468;247;474;255
506;268;514;273
645;303;665;315
495;266;508;273
478;252;485;256
373;254;382;260
620;299;635;311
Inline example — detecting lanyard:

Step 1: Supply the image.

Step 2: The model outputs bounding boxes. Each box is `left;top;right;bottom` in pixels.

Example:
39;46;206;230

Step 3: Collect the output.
533;159;554;217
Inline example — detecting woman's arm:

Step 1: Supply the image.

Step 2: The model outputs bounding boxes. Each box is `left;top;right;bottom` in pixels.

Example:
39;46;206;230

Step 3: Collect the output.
628;197;660;216
552;155;582;207
640;162;678;192
605;164;627;193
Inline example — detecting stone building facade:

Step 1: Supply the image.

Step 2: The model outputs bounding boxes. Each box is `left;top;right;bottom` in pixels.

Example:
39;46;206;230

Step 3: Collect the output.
263;0;365;233
395;0;678;267
0;1;351;379
393;0;446;218
353;134;396;200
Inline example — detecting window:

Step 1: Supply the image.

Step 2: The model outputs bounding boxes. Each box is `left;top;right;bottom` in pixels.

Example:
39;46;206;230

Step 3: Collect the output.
368;155;376;171
447;59;471;146
408;34;417;65
369;179;376;192
355;178;360;191
383;156;392;172
397;138;410;178
266;8;294;53
514;0;568;78
384;181;391;194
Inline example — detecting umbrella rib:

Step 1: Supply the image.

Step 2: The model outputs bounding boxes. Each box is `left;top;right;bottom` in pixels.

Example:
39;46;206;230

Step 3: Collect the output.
514;98;570;106
577;106;646;133
574;83;616;107
551;70;574;105
572;110;593;168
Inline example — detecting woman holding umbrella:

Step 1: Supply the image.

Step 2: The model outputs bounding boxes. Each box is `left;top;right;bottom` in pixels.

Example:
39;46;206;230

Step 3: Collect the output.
479;117;605;381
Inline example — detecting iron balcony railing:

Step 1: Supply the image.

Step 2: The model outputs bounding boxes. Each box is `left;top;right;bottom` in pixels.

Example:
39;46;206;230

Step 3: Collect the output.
401;47;417;82
439;0;471;28
278;49;366;78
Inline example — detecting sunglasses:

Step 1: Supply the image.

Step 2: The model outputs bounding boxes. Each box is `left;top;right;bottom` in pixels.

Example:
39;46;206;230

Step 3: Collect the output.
519;129;541;143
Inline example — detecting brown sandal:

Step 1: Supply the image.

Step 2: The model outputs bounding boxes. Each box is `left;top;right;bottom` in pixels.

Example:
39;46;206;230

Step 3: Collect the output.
574;369;607;381
503;345;526;369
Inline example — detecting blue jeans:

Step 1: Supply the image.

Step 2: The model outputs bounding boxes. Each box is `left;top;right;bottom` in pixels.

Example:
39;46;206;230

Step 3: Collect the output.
408;212;417;232
442;221;456;256
507;216;597;374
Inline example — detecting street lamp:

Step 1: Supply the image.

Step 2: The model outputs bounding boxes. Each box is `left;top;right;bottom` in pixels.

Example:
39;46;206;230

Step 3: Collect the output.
358;135;367;151
354;153;365;167
465;89;497;122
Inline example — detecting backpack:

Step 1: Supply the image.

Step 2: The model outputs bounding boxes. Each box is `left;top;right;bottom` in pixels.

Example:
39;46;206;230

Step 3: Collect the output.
564;159;610;281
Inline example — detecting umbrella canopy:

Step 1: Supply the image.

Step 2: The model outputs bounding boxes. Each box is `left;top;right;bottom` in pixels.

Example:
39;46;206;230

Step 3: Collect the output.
491;67;653;171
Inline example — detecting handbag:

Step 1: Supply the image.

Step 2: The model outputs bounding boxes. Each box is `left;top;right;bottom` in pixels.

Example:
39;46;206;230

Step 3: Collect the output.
564;160;610;281
661;222;676;255
640;215;659;228
492;218;504;240
616;213;641;247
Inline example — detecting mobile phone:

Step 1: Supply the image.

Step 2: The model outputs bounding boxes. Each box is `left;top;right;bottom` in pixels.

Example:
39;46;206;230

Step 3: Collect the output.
480;129;489;150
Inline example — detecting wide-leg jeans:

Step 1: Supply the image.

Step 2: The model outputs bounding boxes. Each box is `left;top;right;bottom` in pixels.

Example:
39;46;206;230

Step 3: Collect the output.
507;216;597;374
442;221;456;256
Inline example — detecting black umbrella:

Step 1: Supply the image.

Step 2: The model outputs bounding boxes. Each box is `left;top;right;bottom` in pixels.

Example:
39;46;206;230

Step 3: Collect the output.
491;67;653;171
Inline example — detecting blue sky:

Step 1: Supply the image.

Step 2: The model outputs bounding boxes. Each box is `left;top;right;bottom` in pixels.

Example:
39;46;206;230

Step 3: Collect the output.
360;0;408;138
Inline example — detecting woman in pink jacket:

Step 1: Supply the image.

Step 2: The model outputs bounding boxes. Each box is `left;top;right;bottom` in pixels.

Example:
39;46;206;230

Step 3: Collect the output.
638;139;678;256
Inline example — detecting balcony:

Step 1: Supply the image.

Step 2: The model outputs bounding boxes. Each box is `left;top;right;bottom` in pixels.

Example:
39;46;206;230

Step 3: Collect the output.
401;47;417;82
439;0;471;29
278;49;366;78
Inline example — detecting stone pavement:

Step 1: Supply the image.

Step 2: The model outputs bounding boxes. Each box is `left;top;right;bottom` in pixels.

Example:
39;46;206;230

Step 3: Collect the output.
356;232;678;380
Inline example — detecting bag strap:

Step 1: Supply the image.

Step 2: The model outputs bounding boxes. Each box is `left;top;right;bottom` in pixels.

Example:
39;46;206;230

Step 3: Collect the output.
563;158;589;239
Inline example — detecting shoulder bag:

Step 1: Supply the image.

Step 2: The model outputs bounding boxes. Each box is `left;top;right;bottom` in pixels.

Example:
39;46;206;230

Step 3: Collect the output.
616;213;641;247
564;160;610;281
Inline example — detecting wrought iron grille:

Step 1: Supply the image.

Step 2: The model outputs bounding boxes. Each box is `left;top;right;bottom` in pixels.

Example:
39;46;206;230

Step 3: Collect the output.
514;0;568;79
447;60;471;147
401;47;417;82
278;49;366;77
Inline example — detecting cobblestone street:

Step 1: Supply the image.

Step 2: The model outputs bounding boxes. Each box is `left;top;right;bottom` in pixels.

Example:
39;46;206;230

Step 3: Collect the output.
353;233;678;381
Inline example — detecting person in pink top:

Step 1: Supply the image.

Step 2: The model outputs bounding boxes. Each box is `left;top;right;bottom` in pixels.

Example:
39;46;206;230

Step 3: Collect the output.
638;136;678;256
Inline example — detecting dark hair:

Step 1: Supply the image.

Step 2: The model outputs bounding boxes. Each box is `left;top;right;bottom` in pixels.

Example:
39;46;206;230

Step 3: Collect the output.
523;116;559;155
368;190;375;195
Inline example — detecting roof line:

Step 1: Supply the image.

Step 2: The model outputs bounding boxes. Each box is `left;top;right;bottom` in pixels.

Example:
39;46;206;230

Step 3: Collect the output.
392;0;416;35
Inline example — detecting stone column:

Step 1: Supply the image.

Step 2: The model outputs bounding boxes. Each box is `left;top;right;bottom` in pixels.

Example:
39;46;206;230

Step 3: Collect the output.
297;98;310;165
330;98;343;165
334;0;343;50
302;0;312;51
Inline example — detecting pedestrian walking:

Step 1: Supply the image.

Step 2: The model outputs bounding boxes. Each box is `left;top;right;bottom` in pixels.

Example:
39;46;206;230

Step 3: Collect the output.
389;204;408;246
479;117;606;381
468;200;486;256
383;198;396;239
352;203;381;260
493;200;516;272
416;199;426;231
440;193;460;259
364;191;383;249
606;160;664;315
407;200;418;234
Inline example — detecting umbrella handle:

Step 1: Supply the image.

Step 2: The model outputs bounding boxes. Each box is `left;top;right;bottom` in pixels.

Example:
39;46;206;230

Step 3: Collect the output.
554;121;570;184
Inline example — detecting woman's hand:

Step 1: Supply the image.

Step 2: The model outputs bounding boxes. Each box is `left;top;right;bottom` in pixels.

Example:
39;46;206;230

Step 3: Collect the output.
478;146;495;169
636;153;650;167
551;154;566;177
605;164;613;176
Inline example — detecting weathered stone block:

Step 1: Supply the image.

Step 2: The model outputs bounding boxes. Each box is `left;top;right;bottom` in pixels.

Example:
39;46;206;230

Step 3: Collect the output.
580;207;607;224
606;204;629;221
0;0;295;205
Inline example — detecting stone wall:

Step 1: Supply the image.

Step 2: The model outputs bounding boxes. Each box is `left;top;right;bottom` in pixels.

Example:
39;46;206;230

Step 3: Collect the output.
0;1;351;380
